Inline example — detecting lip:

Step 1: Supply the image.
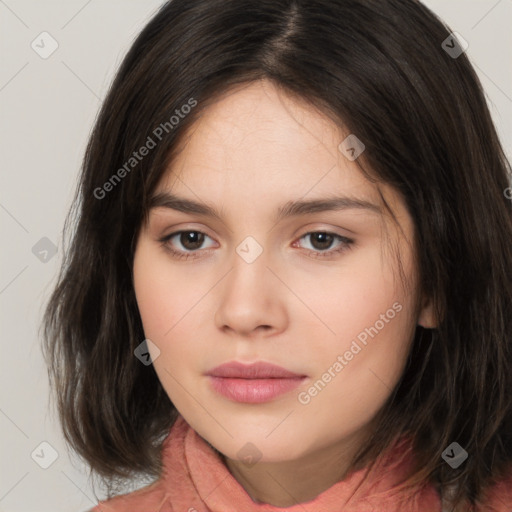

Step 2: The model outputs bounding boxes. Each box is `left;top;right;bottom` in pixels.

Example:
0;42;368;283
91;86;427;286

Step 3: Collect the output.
206;361;307;403
207;361;304;379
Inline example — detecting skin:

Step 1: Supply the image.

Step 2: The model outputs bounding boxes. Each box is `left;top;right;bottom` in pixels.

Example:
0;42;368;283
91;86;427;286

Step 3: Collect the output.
132;78;435;507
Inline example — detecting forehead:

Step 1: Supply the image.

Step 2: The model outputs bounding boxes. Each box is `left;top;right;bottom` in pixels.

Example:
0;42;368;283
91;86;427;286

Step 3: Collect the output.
155;79;381;206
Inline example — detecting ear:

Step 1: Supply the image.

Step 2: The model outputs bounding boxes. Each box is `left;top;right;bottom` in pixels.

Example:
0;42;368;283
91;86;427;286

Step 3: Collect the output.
417;295;438;328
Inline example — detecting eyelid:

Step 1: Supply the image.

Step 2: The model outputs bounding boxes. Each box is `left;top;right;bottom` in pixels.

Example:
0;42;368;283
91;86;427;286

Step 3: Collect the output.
159;229;217;249
158;223;217;241
293;230;353;255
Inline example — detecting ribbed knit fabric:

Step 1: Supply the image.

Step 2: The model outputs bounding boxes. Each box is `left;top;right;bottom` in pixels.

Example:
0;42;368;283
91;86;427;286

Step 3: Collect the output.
92;414;511;511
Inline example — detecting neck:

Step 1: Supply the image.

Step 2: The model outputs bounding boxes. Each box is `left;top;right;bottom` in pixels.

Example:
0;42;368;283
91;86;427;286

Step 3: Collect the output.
222;431;369;507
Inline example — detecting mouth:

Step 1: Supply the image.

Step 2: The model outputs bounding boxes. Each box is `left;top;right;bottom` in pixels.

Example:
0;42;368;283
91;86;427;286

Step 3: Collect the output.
205;361;307;403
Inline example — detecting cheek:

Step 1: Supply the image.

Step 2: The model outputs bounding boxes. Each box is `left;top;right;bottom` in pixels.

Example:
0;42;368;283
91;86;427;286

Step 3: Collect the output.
319;292;411;390
132;244;216;399
133;243;204;339
312;247;407;335
133;265;174;340
308;246;416;392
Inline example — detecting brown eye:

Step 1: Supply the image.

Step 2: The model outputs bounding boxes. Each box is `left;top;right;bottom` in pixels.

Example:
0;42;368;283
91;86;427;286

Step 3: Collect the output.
296;231;354;258
179;231;205;250
308;232;335;250
159;230;216;259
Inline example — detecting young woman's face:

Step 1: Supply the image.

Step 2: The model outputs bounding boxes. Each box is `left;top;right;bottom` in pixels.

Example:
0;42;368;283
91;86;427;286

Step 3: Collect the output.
133;79;432;466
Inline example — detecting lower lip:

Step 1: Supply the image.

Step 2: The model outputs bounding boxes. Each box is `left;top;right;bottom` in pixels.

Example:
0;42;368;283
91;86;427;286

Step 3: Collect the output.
208;376;306;403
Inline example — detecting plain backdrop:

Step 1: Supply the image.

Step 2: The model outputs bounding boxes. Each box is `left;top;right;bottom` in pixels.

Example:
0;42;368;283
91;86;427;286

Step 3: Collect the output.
0;1;511;511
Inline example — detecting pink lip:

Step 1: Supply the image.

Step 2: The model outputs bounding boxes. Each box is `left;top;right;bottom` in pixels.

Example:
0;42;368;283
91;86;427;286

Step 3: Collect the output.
207;361;304;379
206;361;307;403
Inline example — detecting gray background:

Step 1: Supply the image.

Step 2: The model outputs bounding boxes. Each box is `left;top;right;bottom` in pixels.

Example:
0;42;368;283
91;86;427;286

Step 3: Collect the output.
1;1;511;511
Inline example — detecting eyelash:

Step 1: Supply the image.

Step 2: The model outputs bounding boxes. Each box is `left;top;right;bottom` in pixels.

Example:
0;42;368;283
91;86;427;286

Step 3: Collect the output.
158;230;354;261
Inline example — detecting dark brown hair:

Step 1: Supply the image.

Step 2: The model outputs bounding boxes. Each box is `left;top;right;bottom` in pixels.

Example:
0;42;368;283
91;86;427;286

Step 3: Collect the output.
41;0;512;508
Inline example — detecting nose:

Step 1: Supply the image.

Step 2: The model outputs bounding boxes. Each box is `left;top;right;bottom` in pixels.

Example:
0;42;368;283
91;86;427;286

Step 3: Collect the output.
214;249;288;337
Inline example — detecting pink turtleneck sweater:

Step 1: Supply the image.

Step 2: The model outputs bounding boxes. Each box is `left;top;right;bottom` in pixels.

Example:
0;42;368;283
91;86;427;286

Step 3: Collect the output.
91;415;512;511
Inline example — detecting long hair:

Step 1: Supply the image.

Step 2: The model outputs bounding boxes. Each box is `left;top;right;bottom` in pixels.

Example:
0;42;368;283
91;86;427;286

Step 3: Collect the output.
41;0;512;507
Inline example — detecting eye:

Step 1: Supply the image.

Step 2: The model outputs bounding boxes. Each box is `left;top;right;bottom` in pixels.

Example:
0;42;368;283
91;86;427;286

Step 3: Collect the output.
294;231;353;258
159;230;216;260
159;229;354;261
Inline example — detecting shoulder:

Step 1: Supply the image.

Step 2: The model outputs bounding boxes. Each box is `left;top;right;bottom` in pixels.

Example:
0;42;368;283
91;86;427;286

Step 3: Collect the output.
86;479;168;512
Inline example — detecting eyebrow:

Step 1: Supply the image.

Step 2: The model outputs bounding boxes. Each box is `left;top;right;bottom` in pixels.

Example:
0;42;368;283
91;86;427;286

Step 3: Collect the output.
148;191;381;222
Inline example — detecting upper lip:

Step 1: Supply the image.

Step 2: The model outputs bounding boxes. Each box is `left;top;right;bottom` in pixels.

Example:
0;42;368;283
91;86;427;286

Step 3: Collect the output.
206;361;305;379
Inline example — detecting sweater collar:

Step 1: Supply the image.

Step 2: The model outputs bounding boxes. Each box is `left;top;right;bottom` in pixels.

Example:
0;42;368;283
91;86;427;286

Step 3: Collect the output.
161;414;441;511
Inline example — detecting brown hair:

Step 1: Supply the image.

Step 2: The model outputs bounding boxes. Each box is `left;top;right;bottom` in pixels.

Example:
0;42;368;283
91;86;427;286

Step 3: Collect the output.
41;0;512;508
